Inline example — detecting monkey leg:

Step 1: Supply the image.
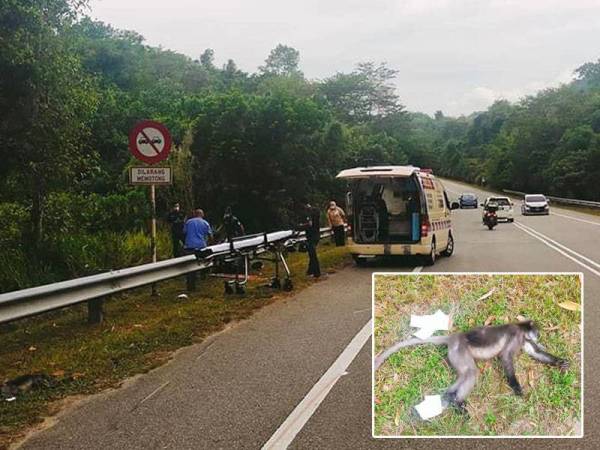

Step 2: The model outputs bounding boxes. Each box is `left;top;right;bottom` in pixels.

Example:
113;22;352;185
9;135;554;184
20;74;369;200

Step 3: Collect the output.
523;341;569;370
453;365;477;406
500;351;523;396
445;344;478;409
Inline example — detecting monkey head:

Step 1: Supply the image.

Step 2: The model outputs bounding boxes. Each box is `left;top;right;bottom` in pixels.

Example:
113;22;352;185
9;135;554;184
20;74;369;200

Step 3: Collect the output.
519;320;540;342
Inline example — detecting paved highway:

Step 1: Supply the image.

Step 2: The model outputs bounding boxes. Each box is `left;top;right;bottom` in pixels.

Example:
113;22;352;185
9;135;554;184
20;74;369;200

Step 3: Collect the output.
20;179;598;449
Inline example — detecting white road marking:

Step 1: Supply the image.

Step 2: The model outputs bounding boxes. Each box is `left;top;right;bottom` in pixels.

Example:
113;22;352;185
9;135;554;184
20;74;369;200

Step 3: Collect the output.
262;320;372;449
551;211;600;227
513;221;600;278
412;266;423;273
195;341;216;360
515;221;600;270
139;381;170;406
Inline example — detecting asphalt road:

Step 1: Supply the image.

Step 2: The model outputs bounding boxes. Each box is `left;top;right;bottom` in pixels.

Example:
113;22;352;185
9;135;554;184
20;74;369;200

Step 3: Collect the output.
20;179;598;449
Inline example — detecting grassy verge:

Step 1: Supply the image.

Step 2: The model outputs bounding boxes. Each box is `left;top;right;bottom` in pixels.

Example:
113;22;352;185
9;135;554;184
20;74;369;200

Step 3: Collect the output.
373;274;581;437
0;242;350;448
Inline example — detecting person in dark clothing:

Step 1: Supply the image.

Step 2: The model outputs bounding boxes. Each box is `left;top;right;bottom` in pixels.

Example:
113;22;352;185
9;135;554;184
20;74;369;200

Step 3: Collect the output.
166;202;186;257
298;201;321;278
376;196;389;241
217;206;245;242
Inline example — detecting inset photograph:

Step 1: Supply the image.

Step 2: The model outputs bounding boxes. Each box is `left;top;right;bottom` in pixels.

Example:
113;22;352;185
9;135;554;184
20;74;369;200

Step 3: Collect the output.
373;273;582;438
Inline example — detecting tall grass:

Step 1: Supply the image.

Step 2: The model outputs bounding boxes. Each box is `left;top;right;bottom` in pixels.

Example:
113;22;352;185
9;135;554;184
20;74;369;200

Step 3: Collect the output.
0;229;172;294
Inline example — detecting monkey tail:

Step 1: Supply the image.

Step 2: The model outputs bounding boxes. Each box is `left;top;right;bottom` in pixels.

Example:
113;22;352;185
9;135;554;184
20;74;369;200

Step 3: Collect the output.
374;336;449;370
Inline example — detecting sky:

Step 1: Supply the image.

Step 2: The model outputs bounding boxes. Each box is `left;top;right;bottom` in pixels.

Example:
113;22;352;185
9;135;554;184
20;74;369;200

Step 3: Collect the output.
88;0;600;116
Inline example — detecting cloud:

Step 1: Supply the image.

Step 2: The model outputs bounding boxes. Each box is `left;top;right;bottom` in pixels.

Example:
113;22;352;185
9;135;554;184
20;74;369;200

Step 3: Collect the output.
88;0;600;115
444;67;578;116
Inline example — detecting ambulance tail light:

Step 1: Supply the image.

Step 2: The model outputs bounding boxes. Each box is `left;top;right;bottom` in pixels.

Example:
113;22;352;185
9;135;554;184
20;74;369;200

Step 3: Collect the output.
421;217;431;237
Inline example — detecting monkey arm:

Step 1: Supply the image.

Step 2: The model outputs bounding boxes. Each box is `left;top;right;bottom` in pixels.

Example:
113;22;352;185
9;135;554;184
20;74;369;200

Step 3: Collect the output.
523;341;569;370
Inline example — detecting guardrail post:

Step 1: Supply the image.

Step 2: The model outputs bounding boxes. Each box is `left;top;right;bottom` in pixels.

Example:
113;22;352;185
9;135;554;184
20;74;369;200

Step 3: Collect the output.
88;297;104;324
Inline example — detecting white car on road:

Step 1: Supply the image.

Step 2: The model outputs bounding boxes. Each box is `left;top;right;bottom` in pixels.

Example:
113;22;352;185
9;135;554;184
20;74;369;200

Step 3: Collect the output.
521;194;550;215
482;196;514;222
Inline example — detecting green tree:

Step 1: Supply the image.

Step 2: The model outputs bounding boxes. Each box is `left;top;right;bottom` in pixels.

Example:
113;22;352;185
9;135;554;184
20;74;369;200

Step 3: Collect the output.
199;48;215;69
320;62;403;123
259;44;303;77
0;0;99;246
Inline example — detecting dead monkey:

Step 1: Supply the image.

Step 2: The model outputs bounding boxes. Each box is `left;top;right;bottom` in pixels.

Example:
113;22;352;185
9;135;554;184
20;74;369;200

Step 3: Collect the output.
375;321;569;412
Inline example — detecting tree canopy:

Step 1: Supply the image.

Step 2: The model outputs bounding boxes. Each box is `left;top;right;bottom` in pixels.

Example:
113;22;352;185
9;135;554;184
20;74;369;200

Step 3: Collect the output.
1;0;599;291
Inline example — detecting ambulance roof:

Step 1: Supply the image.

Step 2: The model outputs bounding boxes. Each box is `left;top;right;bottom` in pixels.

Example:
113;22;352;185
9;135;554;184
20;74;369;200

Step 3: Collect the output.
336;165;423;179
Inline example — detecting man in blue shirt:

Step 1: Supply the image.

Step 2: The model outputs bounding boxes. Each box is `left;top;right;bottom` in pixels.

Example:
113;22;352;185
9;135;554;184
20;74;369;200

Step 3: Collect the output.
184;209;213;250
183;209;213;290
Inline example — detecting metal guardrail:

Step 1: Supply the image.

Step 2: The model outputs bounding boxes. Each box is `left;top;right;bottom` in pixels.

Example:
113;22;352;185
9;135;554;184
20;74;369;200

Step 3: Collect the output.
0;227;334;325
503;189;600;209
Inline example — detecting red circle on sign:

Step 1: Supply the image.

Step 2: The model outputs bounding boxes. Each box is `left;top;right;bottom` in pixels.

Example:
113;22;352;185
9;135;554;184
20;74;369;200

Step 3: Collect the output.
129;120;172;165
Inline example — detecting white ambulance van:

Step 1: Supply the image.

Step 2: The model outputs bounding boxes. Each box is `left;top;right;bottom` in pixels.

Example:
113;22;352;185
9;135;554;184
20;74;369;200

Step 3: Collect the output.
336;166;459;265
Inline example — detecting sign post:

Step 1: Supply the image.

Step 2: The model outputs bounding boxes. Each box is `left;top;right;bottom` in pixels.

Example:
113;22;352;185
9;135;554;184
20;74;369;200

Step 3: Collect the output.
129;120;172;296
150;184;157;295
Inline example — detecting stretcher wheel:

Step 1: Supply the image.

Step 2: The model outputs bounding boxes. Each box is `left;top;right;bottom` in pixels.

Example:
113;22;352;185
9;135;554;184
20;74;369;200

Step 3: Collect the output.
224;282;234;294
283;278;293;291
235;284;245;295
270;278;281;289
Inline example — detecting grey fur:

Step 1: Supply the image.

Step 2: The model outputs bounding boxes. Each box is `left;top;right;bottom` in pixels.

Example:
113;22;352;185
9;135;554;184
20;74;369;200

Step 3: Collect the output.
375;321;568;410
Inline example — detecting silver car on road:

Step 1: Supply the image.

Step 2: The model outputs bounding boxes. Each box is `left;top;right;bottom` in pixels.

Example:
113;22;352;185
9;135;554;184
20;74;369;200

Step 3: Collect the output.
521;194;550;215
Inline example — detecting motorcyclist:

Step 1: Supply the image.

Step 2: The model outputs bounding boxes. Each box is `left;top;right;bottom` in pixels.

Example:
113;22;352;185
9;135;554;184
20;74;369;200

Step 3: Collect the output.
483;201;499;229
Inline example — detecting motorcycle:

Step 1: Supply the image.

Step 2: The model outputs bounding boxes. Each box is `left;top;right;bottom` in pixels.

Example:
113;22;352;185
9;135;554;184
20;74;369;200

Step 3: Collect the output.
483;204;499;230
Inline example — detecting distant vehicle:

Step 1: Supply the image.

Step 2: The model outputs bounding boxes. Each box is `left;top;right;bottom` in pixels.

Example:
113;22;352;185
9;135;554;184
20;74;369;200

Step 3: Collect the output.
481;196;514;222
521;194;550;215
458;193;478;208
483;202;499;230
336;166;459;266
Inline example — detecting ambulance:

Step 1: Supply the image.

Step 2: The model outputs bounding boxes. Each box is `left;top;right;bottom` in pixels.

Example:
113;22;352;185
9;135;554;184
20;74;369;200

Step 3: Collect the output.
336;166;459;265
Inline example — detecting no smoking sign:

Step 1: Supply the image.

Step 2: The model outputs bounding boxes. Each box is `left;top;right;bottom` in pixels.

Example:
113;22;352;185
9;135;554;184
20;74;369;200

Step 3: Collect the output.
129;120;172;164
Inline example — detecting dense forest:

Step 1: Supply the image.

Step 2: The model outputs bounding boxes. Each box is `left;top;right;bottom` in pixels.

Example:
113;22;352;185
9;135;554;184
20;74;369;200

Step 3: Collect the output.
1;0;599;291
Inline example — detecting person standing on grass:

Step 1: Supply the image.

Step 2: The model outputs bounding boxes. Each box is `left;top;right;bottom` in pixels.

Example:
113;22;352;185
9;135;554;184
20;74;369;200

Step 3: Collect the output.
183;209;213;290
327;200;346;247
298;200;322;278
217;206;245;243
167;202;186;257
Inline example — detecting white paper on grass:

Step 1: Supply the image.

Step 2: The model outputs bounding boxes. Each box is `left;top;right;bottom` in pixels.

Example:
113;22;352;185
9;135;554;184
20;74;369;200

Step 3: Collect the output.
413;327;435;339
414;395;443;420
410;310;449;339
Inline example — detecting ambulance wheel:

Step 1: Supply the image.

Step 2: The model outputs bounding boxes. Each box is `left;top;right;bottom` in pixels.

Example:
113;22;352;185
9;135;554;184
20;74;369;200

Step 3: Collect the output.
508;218;514;222
441;232;454;257
423;240;436;266
283;278;293;291
352;255;367;266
